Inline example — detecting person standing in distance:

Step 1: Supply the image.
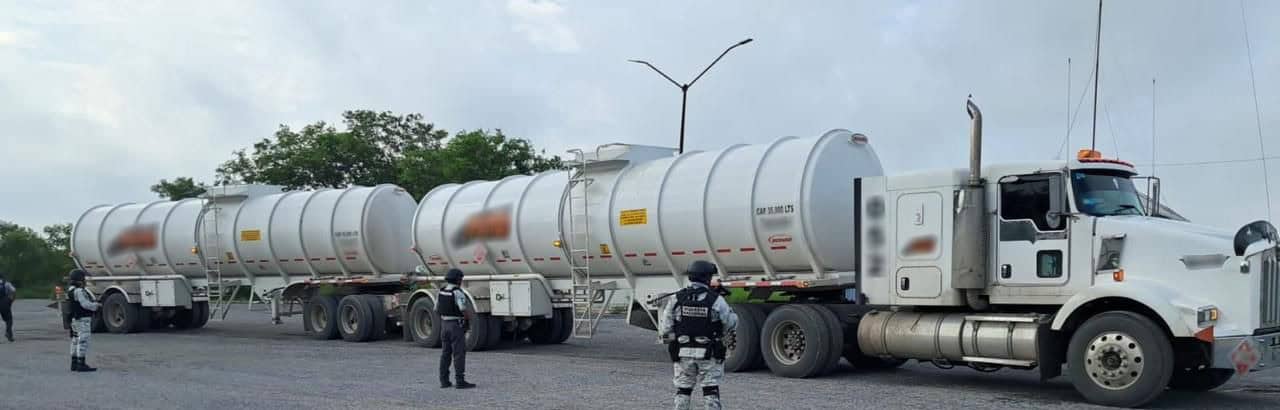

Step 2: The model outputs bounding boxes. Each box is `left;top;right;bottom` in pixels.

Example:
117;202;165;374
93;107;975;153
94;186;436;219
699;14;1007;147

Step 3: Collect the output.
437;268;476;389
0;271;15;342
66;269;100;372
660;261;738;410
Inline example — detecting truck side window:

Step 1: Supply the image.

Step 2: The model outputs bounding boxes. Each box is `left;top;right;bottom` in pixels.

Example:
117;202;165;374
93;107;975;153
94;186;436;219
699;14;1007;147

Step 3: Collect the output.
1000;177;1059;231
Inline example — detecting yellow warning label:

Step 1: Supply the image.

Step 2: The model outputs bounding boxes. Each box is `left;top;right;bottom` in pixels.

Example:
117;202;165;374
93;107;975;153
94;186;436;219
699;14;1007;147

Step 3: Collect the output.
240;229;262;242
599;244;611;255
619;209;647;226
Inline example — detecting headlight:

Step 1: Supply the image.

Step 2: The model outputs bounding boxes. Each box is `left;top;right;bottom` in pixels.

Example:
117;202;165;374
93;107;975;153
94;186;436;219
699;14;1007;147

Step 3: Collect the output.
1197;306;1219;327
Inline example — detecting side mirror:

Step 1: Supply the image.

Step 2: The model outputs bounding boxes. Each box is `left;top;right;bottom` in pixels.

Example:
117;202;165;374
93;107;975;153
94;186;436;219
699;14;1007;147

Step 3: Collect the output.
1045;175;1066;230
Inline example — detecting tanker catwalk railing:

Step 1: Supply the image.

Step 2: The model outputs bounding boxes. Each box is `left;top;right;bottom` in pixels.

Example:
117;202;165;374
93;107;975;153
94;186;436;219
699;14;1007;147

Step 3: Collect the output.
563;148;616;339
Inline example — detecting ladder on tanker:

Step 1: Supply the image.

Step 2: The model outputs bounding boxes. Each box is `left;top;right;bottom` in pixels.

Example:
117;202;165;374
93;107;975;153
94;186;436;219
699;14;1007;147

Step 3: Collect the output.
565;149;616;339
199;202;240;321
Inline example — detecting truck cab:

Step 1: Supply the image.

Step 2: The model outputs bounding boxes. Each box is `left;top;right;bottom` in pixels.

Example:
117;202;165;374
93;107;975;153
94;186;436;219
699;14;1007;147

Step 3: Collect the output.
857;138;1280;406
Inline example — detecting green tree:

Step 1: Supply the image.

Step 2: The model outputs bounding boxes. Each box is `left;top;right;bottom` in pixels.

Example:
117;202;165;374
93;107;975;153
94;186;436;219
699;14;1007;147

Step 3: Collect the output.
215;110;561;198
42;223;72;254
0;221;74;297
151;177;207;200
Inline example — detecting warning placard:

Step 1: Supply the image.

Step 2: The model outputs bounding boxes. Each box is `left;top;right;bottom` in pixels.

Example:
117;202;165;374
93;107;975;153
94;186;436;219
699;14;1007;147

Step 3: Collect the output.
599;244;611;255
240;230;262;242
620;209;647;226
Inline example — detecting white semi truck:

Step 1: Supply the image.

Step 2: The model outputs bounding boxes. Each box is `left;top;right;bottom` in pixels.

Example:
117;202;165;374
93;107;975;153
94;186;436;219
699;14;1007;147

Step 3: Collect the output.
66;99;1278;407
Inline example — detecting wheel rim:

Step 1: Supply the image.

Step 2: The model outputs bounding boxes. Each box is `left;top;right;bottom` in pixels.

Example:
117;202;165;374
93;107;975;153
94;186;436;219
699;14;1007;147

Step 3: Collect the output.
108;301;125;328
310;303;329;331
1085;331;1145;390
339;304;358;335
414;308;433;339
770;320;805;366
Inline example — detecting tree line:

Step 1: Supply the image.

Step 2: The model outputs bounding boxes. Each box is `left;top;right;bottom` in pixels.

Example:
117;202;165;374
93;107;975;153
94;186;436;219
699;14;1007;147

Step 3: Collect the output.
3;111;563;297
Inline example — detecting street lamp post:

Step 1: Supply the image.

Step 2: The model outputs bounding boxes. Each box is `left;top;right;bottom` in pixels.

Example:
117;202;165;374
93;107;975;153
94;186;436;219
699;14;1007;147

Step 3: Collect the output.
630;38;753;154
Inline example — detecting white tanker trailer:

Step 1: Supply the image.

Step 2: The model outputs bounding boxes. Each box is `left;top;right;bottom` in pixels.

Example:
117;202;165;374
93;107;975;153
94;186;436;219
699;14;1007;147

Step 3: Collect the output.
65;99;1280;407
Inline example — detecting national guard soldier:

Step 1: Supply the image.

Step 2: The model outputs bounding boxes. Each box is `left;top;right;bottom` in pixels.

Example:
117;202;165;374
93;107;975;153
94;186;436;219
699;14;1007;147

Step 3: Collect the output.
660;261;738;410
67;269;100;372
437;268;476;389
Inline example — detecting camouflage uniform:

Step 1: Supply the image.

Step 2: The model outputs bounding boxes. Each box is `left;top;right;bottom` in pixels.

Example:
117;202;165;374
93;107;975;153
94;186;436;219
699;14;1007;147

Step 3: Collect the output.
660;282;738;410
69;286;99;361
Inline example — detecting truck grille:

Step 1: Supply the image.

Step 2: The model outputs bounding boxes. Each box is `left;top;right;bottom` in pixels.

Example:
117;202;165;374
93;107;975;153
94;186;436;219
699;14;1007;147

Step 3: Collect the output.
1263;249;1280;329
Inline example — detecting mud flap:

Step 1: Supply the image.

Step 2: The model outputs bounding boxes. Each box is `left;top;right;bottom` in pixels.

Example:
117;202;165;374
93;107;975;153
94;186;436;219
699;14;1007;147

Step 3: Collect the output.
1038;323;1065;381
627;300;659;331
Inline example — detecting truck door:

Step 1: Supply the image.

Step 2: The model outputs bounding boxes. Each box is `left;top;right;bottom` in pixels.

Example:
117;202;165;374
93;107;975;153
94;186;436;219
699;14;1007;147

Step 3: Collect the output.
996;172;1070;286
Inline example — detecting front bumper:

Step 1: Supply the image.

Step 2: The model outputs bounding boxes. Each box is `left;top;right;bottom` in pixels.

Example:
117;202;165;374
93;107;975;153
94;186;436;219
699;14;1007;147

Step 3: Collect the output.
1212;330;1280;373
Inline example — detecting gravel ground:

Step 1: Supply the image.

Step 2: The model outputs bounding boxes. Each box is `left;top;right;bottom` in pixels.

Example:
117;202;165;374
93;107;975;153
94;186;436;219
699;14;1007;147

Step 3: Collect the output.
1;299;1278;409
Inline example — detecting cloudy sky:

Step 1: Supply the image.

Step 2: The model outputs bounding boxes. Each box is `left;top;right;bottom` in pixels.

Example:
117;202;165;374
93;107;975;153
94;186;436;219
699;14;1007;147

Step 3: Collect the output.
1;0;1277;232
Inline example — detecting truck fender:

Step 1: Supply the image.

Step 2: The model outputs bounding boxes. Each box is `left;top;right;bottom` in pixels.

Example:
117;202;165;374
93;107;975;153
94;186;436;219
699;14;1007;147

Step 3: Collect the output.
409;287;488;314
1050;277;1206;338
100;285;136;304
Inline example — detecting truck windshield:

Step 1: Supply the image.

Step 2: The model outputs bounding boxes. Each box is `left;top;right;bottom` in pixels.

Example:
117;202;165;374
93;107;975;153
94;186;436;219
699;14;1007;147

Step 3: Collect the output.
1071;170;1144;217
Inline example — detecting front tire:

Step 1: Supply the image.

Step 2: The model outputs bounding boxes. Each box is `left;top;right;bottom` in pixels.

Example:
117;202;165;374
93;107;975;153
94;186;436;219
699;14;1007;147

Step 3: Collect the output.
1168;368;1233;391
1067;311;1174;408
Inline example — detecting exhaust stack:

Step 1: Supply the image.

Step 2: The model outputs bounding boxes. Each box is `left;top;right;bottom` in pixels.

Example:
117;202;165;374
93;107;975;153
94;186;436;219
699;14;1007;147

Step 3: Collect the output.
953;97;989;310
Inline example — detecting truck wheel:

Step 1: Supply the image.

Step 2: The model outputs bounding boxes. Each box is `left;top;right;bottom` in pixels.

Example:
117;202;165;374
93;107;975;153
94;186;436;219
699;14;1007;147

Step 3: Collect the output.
724;304;767;372
553;308;574;343
338;295;376;342
485;314;504;349
1168;368;1233;391
806;305;846;375
102;292;139;334
760;304;833;378
465;314;492;351
409;297;442;348
526;315;558;344
360;295;387;341
191;301;210;329
1067;311;1174;408
304;296;340;340
91;311;107;333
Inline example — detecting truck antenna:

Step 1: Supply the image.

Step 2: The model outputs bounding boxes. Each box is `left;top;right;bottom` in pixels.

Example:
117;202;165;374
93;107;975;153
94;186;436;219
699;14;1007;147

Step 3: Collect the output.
1090;0;1103;151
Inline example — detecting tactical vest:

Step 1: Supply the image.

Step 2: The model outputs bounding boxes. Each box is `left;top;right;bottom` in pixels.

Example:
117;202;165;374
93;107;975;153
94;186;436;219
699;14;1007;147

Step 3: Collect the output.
67;287;93;319
436;286;463;318
670;287;724;360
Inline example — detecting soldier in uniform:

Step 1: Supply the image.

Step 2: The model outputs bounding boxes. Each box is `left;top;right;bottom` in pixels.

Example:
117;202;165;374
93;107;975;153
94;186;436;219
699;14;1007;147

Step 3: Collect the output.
0;271;15;342
660;261;738;410
437;268;476;389
66;269;100;372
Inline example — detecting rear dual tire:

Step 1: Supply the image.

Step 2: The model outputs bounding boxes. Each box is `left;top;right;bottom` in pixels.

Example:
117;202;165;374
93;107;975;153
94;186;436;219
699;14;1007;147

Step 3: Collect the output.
336;295;387;343
760;305;843;378
724;304;767;372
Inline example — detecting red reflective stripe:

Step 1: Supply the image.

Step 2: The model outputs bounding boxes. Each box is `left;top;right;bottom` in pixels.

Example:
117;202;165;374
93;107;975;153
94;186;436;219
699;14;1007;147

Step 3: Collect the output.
325;257;337;261
311;258;321;261
600;255;613;259
740;247;756;252
460;261;470;265
533;257;545;261
671;251;686;256
496;259;508;263
692;250;708;255
550;257;562;261
770;246;787;250
716;248;732;254
624;253;638;257
344;257;356;260
294;258;305;262
643;252;658;257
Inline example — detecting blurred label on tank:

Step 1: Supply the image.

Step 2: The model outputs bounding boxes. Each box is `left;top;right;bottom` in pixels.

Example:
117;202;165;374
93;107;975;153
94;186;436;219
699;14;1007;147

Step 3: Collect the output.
599;244;611;255
106;223;158;256
619;209;647;226
453;206;512;246
240;229;262;242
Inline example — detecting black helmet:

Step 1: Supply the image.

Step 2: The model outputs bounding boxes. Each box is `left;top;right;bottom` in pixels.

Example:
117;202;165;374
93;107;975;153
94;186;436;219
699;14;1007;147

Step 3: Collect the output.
68;269;88;283
686;261;717;284
445;268;464;285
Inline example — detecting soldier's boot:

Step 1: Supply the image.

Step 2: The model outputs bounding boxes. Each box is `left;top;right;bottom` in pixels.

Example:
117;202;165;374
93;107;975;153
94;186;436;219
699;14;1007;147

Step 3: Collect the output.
702;386;721;410
440;380;453;388
71;355;78;372
77;357;97;372
5;327;12;342
454;379;476;389
674;388;693;410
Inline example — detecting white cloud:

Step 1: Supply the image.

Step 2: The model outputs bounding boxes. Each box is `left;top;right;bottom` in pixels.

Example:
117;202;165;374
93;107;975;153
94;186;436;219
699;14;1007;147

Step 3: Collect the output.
506;0;581;53
0;31;16;46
